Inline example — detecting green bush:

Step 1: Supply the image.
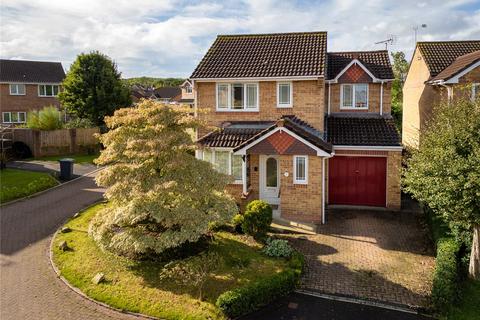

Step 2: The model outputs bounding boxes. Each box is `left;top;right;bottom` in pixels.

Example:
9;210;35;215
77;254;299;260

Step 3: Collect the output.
262;238;294;258
232;214;244;233
241;200;272;239
64;117;94;129
27;106;63;130
432;238;461;312
216;251;304;318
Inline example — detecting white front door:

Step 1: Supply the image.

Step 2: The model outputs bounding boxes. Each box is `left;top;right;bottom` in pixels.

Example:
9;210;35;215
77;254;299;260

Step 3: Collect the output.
259;155;280;205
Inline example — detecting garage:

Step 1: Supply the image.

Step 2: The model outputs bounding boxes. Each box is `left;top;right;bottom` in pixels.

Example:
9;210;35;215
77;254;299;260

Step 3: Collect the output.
328;156;387;207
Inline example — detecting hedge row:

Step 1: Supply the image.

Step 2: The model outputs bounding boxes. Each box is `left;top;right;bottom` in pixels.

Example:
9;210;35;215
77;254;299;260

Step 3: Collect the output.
431;237;461;312
216;252;304;318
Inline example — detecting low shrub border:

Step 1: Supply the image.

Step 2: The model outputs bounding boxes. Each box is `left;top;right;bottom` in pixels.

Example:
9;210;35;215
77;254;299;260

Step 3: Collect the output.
216;251;304;318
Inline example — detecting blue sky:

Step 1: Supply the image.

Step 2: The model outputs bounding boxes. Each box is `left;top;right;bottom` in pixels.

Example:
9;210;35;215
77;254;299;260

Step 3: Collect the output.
1;0;479;78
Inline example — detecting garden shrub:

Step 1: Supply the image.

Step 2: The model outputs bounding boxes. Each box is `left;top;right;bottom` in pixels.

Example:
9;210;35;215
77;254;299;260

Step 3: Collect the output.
232;214;244;233
64;117;94;129
262;238;294;258
431;238;461;312
27;106;63;130
216;251;304;318
241;200;272;239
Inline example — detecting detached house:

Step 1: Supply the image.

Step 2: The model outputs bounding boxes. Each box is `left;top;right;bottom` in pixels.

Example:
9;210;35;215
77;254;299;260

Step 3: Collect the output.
190;32;401;224
403;41;480;147
0;59;65;125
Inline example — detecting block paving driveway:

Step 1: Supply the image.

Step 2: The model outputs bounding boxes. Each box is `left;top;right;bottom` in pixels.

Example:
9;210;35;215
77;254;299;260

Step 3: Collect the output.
285;208;435;308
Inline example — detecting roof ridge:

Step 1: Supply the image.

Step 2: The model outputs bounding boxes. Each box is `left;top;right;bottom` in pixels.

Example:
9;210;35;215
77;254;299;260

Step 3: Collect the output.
0;59;62;64
217;31;327;38
418;40;480;44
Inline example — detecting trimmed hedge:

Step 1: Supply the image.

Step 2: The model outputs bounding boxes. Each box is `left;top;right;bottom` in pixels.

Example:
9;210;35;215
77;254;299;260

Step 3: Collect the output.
216;251;304;318
431;238;461;312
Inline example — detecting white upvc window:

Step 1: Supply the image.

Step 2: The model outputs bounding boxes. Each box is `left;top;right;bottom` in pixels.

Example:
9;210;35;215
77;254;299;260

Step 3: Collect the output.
185;85;192;94
293;155;308;184
216;83;259;111
341;83;368;109
277;82;292;108
9;84;26;95
472;83;480;101
38;84;59;97
2;111;26;123
199;148;243;183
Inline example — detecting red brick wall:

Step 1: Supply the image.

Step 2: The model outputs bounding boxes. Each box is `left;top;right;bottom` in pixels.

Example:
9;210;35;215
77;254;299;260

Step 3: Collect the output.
0;84;62;118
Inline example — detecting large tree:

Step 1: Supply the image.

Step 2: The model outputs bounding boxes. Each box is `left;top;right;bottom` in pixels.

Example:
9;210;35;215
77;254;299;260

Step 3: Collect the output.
89;100;238;258
59;51;131;126
404;96;480;279
390;51;409;130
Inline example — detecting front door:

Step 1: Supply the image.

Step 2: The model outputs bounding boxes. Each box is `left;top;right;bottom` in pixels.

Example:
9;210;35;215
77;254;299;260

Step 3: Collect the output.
259;155;280;205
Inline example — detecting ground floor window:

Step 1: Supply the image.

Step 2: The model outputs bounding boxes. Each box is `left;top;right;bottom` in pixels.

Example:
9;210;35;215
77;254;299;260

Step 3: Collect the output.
293;155;308;184
2;111;26;123
199;148;243;183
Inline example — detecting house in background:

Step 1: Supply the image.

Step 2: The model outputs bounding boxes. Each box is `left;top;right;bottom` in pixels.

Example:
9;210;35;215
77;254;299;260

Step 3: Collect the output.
178;79;194;108
191;32;401;225
0;59;65;125
403;41;480;147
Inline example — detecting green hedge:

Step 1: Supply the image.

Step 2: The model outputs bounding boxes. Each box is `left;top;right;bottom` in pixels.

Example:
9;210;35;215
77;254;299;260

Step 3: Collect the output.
216;251;304;318
431;238;461;312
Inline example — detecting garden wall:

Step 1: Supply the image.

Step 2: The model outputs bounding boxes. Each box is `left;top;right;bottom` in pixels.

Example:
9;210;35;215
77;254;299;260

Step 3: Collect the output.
13;127;100;157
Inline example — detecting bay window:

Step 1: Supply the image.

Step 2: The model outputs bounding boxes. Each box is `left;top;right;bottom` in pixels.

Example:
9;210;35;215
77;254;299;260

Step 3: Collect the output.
216;83;258;111
293;155;308;184
200;149;244;183
341;84;368;109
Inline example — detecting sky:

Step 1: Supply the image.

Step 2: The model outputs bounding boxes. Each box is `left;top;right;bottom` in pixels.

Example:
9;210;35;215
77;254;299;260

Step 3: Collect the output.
1;0;479;78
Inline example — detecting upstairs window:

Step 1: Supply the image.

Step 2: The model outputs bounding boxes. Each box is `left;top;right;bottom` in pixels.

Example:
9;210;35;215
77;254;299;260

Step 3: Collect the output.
185;85;192;94
9;84;25;95
216;83;258;111
277;82;292;108
341;84;368;109
38;84;59;97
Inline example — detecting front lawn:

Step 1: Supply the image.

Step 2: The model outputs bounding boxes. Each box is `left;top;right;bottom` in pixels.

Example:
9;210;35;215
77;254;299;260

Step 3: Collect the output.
52;204;294;320
446;279;480;320
0;168;59;203
32;153;99;164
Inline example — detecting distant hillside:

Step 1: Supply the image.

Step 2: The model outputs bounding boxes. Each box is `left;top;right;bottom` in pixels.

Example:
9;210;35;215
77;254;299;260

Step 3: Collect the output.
123;77;185;88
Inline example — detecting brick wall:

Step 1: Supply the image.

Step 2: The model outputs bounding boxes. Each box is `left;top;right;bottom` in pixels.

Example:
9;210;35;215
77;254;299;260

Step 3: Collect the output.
386;151;402;210
196;80;325;136
0;84;61;116
328;82;391;114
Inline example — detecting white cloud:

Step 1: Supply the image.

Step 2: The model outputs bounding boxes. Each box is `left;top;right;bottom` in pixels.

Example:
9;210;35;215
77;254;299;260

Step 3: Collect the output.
0;0;479;77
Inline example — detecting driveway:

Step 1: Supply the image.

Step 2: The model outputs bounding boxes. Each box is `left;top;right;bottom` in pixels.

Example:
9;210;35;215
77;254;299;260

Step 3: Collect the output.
285;208;435;308
241;292;432;320
7;160;98;178
0;171;139;320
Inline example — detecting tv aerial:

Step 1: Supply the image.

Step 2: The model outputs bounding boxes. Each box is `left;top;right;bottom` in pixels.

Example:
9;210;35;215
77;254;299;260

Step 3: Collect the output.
375;35;397;50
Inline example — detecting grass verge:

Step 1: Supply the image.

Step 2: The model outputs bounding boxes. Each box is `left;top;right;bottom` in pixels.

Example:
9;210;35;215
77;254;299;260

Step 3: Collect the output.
0;168;59;203
446;279;480;320
52;204;293;320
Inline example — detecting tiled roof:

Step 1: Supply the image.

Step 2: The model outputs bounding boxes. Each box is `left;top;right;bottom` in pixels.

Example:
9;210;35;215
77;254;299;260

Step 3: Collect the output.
327;51;394;80
197;122;273;148
326;115;401;146
281;115;332;152
418;41;480;77
430;50;480;82
190;32;327;79
154;87;182;99
0;59;65;83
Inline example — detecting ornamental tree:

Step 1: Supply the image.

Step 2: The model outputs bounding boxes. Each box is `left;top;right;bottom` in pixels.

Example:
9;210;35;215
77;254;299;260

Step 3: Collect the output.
403;96;480;279
59;51;131;126
89;100;238;258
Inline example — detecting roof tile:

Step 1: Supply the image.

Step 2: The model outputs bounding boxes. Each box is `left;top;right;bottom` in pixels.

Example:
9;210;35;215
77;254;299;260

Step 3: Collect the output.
0;59;65;83
327;51;393;79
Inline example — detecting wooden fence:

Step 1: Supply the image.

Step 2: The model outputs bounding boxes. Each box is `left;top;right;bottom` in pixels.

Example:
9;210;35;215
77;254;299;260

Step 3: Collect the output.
13;127;100;157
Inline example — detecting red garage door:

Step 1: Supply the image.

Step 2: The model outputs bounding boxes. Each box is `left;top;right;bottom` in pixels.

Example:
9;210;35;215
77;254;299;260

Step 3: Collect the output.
329;156;386;207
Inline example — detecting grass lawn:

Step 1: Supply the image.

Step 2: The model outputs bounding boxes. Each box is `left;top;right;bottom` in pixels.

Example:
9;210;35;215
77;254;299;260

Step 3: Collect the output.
446;279;480;320
0;168;59;203
52;204;291;320
32;153;99;164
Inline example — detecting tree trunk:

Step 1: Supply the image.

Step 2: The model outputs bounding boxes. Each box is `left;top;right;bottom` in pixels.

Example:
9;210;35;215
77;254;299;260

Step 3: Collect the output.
469;224;480;279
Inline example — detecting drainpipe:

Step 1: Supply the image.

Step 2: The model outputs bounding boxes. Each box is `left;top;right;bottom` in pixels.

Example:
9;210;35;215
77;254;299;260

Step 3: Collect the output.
242;155;247;195
380;81;384;116
192;79;198;141
438;83;453;104
327;82;331;115
322;157;326;224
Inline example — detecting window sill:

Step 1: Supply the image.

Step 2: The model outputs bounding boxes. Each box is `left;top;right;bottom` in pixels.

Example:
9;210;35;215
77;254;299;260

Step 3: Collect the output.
340;107;369;110
293;181;308;185
277;105;293;108
9;94;26;96
215;109;259;112
38;96;58;98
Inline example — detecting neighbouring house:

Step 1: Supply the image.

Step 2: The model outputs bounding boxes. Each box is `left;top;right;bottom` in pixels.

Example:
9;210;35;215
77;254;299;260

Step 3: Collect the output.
179;79;194;108
130;85;183;105
403;41;480;147
0;59;65;125
190;32;401;224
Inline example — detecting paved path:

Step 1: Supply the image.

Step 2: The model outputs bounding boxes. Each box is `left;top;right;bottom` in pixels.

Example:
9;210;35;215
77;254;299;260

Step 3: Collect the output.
0;171;139;320
241;292;432;320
